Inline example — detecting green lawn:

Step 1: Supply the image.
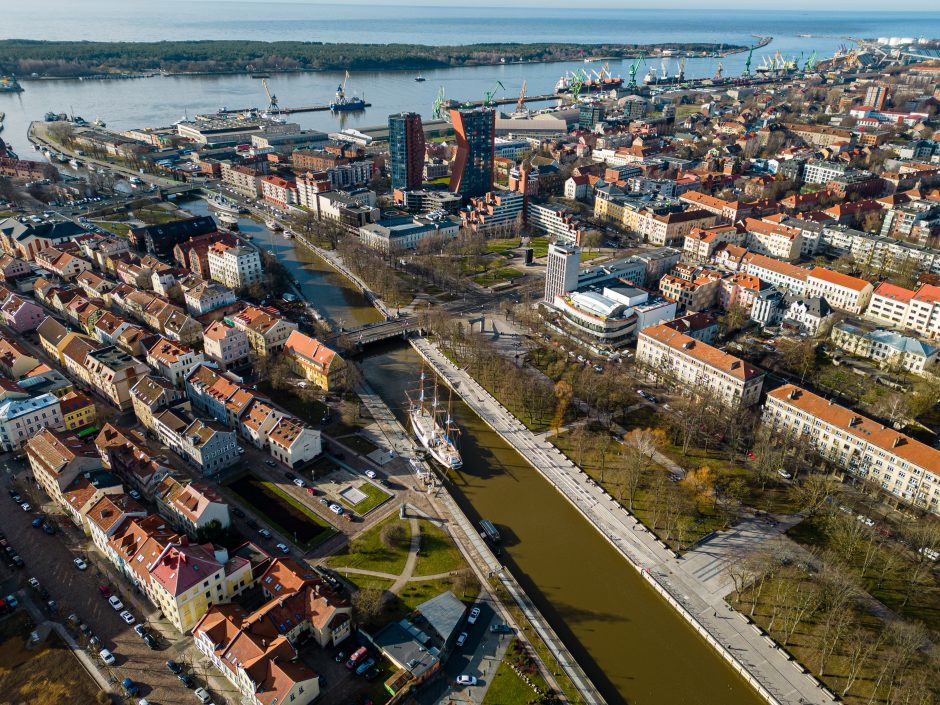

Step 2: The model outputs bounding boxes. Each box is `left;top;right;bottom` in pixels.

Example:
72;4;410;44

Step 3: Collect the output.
485;238;521;254
90;220;130;237
527;237;550;258
413;521;465;577
397;576;480;614
580;250;603;262
472;267;521;287
483;639;551;705
338;481;392;515
327;515;412;575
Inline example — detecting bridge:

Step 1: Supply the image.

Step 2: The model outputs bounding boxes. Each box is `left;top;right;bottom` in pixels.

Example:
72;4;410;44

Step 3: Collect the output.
324;317;420;350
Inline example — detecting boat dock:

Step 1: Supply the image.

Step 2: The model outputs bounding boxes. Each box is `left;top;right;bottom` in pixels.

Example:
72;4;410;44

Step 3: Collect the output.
219;103;372;115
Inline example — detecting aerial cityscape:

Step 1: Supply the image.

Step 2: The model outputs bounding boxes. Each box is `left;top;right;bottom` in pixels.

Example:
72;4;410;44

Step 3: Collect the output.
1;3;940;705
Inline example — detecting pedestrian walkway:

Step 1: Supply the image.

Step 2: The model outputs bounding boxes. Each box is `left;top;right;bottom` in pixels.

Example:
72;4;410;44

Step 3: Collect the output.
412;337;838;705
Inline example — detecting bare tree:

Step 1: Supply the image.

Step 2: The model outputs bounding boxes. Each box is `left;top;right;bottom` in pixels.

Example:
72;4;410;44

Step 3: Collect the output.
616;428;664;511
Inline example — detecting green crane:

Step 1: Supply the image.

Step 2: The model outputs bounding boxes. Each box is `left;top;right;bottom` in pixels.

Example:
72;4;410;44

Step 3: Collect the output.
568;71;586;102
482;81;505;107
628;53;645;88
433;86;447;119
804;50;817;71
743;46;754;77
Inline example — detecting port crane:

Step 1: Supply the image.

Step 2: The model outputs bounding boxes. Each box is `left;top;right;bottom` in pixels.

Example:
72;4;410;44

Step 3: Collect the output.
627;54;645;88
743;45;753;76
482;80;505;107
261;79;279;114
516;80;527;113
714;62;723;80
804;50;817;71
433;86;447;119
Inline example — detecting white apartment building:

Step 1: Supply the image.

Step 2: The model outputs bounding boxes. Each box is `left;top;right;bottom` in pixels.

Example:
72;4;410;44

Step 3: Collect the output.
0;394;64;451
202;321;251;370
764;385;940;516
206;243;263;290
742;254;809;295
831;321;938;375
636;323;765;409
544;243;581;302
527;202;596;244
865;282;940;340
805;267;874;314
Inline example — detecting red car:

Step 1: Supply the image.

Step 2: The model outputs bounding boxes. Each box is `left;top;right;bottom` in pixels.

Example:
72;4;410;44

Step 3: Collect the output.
98;585;111;598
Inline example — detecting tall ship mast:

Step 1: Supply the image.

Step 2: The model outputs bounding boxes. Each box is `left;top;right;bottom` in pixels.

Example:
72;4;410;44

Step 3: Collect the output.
406;368;462;471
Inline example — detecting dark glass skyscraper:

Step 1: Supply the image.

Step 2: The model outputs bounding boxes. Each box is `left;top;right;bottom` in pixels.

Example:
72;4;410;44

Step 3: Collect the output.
448;107;495;199
388;112;425;191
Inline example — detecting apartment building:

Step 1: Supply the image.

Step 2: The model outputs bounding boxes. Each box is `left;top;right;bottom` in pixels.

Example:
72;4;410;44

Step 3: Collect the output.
86;346;151;411
229;305;297;357
805;268;874;314
0;393;63;451
184;280;237;316
678;191;754;223
741;254;809;295
658;272;723;312
207;243;263;290
764;385;940;515
268;417;322;469
636;323;765;408
527;202;597;245
282;331;345;392
130;375;186;434
147;337;206;387
682;225;744;263
459;190;524;235
866;282;940;340
831;321;938;375
203;321;251;370
743;218;803;261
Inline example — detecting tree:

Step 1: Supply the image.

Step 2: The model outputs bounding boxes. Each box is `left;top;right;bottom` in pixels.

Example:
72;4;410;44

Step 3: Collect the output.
793;474;839;518
615;428;664;510
380;522;408;550
718;304;749;339
747;428;784;490
680;466;715;510
780;338;818;384
351;587;385;628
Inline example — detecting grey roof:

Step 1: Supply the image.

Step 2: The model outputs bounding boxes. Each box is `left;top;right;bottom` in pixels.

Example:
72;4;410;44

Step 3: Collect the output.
415;590;466;643
373;622;440;680
785;296;831;319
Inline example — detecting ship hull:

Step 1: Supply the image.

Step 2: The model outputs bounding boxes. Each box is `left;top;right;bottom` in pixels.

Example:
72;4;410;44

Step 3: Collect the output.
410;407;462;470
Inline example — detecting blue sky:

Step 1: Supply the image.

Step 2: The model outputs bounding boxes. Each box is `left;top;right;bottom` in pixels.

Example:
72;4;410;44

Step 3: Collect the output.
197;0;940;8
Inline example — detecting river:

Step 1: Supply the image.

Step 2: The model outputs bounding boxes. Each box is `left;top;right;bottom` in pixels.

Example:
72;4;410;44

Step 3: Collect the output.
180;198;764;705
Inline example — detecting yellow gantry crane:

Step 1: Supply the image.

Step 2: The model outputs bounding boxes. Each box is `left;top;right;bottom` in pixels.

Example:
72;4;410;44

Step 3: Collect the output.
516;80;527;113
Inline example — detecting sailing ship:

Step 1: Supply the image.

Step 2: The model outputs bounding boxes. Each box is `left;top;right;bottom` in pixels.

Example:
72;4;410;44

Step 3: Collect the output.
407;369;462;470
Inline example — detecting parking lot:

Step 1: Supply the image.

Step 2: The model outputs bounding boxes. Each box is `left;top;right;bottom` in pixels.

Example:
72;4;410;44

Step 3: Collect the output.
0;460;230;705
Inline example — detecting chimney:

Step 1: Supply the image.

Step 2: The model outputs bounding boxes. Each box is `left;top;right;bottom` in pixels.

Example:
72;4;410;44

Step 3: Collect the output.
892;436;905;448
683;340;695;349
213;547;229;564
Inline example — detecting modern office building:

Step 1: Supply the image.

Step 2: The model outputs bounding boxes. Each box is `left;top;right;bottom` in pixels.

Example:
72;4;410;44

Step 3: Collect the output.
579;104;606;131
449;107;495;198
544;243;581;303
389;112;426;191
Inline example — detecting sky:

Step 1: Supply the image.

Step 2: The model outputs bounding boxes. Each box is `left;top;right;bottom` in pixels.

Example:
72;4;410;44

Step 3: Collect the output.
193;0;940;9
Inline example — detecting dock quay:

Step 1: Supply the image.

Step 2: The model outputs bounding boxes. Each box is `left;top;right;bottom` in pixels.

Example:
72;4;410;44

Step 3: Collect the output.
218;103;372;115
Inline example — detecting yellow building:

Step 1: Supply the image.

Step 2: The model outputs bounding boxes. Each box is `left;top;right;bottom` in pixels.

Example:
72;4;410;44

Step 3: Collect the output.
283;330;346;391
60;391;96;432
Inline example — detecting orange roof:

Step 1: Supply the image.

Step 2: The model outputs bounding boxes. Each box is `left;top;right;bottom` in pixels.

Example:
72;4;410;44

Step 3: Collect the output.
743;253;809;281
807;267;871;292
769;385;940;476
640;323;763;381
873;282;915;303
284;330;338;370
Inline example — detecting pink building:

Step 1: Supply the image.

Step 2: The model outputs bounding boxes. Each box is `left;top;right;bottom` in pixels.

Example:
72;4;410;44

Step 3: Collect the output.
719;272;763;311
0;294;45;332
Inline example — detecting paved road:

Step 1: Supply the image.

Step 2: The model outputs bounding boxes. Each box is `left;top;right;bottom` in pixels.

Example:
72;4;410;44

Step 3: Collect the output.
413;337;838;705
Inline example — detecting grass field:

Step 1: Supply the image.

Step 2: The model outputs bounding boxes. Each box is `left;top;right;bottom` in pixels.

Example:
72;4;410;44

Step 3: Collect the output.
328;515;412;575
338;481;391;515
472;267;521;287
580;250;604;262
413;521;465;577
482;638;551;705
527;237;550;258
90;220;131;237
0;612;105;705
485;238;521;255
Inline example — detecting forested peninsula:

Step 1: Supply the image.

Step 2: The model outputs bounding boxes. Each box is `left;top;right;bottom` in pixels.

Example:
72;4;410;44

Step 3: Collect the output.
0;39;744;78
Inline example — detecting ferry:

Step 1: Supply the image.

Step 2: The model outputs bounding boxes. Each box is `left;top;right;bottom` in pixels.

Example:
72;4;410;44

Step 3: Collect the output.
407;370;462;471
207;193;243;216
414;75;426;82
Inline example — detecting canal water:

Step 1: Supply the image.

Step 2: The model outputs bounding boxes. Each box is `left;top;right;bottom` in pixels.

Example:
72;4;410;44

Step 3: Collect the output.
198;200;764;705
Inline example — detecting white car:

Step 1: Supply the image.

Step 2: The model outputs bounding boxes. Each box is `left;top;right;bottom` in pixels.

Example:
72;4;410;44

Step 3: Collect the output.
73;557;88;571
108;596;124;611
194;688;212;704
120;610;135;625
456;675;478;686
467;606;481;624
292;478;306;488
776;469;792;480
329;503;344;515
364;470;377;479
21;502;31;512
857;515;875;527
99;648;116;665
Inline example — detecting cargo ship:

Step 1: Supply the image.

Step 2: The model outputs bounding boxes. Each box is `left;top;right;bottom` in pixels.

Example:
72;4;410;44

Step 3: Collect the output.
407;369;462;471
555;64;624;94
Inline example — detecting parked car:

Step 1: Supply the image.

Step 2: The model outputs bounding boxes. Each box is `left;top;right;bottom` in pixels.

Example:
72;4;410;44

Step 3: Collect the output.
122;678;139;696
27;577;40;590
265;460;277;467
20;503;31;512
98;585;112;598
490;623;513;634
258;528;272;539
178;673;195;688
120;610;135;625
467;607;481;624
128;490;142;501
143;633;158;650
99;648;116;665
456;632;468;647
134;625;147;638
275;543;290;555
857;515;875;527
355;657;376;676
108;596;124;611
777;469;792;480
42;523;56;535
292;478;306;488
364;470;377;479
194;687;212;704
73;557;88;571
31;516;44;528
166;660;183;674
329;503;343;515
457;675;478;686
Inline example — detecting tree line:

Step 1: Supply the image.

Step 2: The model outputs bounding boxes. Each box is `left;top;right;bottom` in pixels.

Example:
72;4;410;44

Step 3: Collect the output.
0;39;739;78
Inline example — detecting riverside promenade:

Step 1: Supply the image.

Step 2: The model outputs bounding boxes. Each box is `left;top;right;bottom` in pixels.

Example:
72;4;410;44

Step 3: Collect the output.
411;337;839;705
